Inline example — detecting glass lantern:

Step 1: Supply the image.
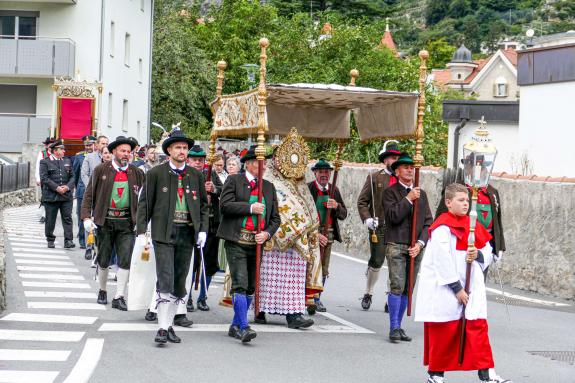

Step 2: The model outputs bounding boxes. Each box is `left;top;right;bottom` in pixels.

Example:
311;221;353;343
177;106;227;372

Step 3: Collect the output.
462;116;497;188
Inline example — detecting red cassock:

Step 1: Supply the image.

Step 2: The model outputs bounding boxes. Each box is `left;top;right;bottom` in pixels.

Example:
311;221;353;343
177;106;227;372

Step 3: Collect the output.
424;319;494;371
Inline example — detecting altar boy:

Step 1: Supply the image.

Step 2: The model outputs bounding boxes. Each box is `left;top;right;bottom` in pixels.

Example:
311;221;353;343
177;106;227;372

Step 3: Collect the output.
414;183;511;383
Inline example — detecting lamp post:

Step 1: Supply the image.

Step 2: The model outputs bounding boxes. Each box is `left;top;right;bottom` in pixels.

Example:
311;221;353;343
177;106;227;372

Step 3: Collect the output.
458;115;497;365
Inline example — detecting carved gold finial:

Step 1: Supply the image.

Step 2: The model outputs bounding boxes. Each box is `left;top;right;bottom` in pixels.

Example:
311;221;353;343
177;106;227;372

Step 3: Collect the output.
349;69;359;86
413;50;429;168
215;60;227;101
256;38;269;161
333;141;345;171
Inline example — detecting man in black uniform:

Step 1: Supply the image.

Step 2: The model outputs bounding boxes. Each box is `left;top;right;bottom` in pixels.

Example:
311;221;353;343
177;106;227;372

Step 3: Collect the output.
186;145;223;312
39;140;75;249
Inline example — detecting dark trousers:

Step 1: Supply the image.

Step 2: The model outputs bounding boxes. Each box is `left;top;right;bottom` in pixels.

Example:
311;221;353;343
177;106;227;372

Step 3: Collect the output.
225;241;256;295
76;197;85;247
368;226;387;269
203;233;220;277
95;218;135;269
44;200;73;242
153;224;195;298
385;242;423;296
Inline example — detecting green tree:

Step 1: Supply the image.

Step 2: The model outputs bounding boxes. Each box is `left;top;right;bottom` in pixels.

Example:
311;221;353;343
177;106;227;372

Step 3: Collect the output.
427;38;456;69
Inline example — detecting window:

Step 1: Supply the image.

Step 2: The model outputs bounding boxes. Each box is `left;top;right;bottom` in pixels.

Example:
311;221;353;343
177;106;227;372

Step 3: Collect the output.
138;58;143;83
457;73;462;80
122;99;129;132
0;12;38;39
494;76;508;97
124;33;131;67
110;21;115;57
107;92;113;128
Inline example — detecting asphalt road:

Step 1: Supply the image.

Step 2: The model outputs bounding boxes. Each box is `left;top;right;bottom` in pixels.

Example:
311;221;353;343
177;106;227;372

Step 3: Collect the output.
0;204;574;383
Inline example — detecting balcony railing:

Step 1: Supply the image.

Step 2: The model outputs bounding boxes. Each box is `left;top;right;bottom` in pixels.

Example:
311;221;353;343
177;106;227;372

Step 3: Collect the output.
0;36;75;77
0;114;51;153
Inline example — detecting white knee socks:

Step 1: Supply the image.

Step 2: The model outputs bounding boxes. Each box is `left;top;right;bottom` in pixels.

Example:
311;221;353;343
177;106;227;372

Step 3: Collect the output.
115;268;130;299
98;268;109;291
365;267;381;295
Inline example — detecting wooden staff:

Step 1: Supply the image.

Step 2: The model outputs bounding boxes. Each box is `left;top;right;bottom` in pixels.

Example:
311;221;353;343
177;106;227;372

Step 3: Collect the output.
407;50;428;316
459;187;478;364
254;38;269;315
194;60;227;290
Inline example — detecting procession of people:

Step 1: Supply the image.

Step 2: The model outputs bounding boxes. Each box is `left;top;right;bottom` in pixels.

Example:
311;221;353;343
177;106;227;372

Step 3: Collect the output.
35;128;511;383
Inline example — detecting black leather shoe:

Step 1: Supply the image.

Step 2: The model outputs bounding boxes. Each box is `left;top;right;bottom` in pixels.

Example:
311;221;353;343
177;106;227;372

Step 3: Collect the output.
197;299;210;311
389;328;401;343
155;329;168;344
97;289;107;305
287;315;314;329
111;296;127;311
173;314;193;327
145;310;157;322
254;312;267;324
47;241;55;249
306;304;317;316
186;298;195;312
398;328;412;342
236;326;257;343
64;240;75;249
167;327;181;343
84;249;92;260
315;300;327;312
39;216;46;223
361;294;372;310
228;325;239;338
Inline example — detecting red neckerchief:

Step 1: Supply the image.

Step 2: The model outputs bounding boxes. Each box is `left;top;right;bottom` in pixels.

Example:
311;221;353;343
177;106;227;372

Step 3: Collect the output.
429;212;492;251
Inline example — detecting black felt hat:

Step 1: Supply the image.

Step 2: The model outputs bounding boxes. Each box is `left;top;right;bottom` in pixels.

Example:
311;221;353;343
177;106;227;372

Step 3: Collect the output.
311;158;334;171
240;145;272;163
108;136;138;152
43;137;55;145
161;130;195;155
49;139;65;150
391;153;414;171
378;141;402;163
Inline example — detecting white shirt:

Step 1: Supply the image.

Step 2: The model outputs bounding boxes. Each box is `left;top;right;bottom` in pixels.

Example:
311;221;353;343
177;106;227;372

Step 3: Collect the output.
315;180;329;192
414;225;493;322
168;160;185;173
111;159;128;172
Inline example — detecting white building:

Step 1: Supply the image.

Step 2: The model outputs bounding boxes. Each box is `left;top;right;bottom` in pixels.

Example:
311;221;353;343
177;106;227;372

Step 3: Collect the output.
0;0;153;158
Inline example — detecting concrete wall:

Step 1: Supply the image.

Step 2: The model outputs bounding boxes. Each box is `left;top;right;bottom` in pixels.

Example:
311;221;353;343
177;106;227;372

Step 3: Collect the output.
0;187;38;312
312;163;575;300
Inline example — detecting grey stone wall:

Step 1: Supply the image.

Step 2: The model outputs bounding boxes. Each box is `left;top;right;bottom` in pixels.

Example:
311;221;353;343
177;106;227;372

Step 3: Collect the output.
0;187;39;311
307;163;575;300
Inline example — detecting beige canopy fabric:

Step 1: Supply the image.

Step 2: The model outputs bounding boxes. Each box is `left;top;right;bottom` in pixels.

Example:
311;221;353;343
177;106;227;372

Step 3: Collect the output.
212;83;419;141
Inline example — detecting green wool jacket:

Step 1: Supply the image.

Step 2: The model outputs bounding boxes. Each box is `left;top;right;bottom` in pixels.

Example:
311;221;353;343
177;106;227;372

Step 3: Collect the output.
136;162;209;243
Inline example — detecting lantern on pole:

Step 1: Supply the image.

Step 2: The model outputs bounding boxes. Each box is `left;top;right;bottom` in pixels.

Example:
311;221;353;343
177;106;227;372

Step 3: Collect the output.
458;115;497;365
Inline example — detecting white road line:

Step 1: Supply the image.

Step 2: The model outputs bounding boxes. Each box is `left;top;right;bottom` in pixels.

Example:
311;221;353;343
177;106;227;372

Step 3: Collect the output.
12;247;67;254
62;338;104;383
8;238;58;244
0;313;97;325
485;287;570;307
0;329;85;342
0;349;71;361
28;302;106;310
15;259;74;266
332;251;569;308
19;273;85;281
25;291;97;299
98;323;369;334
17;266;80;273
317;312;374;334
22;281;91;289
13;253;70;260
0;370;59;383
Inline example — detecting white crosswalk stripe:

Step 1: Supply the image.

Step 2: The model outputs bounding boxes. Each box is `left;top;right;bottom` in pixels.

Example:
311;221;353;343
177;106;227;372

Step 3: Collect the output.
15;259;74;266
1;313;97;325
0;370;60;383
19;273;85;281
17;266;80;273
22;281;91;289
24;291;97;299
28;302;106;310
13;253;71;260
0;329;85;342
0;349;71;361
12;248;67;254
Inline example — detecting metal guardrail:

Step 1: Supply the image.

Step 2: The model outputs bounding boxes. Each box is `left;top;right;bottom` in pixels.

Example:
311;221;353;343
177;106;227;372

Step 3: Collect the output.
0;163;30;194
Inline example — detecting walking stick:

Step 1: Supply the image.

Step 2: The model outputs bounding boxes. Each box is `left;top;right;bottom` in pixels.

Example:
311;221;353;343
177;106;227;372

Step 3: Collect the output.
407;50;428;316
459;187;478;364
254;38;269;316
320;142;344;262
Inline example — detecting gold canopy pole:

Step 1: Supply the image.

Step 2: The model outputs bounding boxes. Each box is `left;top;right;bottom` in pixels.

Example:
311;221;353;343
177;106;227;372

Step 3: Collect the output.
254;37;269;316
407;50;429;317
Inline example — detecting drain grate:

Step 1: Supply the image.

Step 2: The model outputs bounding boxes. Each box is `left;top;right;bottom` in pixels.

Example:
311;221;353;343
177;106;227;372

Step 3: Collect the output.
528;351;575;365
